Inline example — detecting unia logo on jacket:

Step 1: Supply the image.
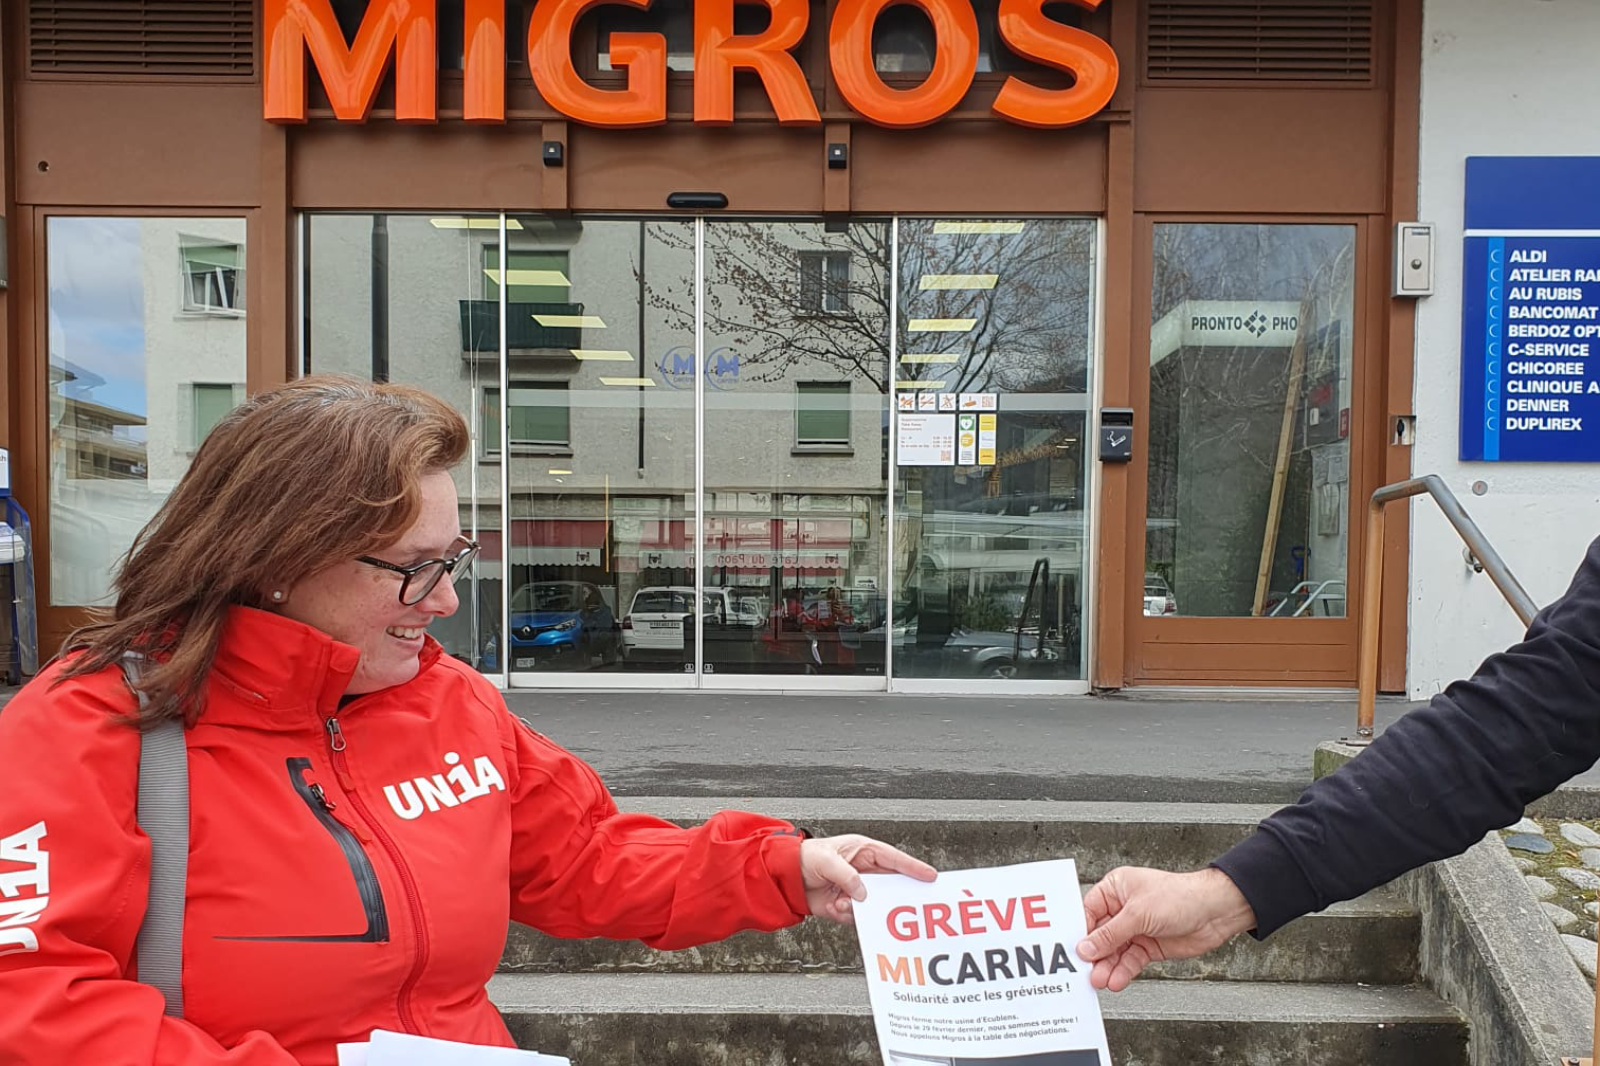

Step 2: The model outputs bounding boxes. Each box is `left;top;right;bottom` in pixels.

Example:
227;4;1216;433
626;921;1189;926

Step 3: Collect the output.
383;753;507;821
0;821;48;957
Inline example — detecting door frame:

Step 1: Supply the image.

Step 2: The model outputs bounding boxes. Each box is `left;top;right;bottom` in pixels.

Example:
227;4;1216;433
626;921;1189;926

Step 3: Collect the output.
1122;212;1383;687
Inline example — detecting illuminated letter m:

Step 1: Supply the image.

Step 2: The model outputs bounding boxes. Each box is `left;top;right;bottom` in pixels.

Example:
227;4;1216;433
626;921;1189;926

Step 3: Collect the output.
264;0;437;123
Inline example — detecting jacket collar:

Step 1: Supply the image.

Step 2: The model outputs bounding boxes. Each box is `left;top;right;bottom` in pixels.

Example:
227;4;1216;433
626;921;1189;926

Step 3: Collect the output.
204;605;444;725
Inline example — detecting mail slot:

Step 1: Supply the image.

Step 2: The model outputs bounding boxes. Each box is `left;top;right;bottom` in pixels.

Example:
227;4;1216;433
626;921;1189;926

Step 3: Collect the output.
1099;408;1133;462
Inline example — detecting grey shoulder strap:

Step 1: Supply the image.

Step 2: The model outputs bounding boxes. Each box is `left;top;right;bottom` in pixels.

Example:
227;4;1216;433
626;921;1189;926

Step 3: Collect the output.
127;653;188;1020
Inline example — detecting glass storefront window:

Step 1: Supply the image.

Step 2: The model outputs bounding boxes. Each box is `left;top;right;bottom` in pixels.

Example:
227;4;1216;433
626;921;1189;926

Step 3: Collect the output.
305;214;504;672
892;219;1096;681
47;216;247;606
299;213;1099;690
1145;223;1356;618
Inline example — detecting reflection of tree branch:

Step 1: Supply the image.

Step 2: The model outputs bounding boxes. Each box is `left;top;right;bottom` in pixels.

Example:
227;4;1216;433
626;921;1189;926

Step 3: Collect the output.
645;221;1095;399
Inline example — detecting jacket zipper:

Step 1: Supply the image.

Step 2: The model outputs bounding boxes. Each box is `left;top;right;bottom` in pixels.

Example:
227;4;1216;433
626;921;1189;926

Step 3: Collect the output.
325;714;432;1035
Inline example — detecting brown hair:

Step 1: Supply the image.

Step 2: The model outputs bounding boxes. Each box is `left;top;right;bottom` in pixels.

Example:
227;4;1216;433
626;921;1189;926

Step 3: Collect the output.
59;375;469;728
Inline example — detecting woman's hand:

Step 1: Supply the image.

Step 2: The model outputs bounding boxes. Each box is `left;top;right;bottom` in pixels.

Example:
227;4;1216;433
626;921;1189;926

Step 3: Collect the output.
800;834;938;924
1076;866;1257;991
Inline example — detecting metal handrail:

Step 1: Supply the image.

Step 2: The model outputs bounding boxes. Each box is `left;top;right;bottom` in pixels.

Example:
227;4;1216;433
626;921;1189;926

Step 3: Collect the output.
1355;478;1593;1066
1355;474;1537;740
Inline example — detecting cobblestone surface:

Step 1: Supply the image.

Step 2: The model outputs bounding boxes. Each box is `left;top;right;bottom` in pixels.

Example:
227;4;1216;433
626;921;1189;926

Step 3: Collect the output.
1502;816;1600;986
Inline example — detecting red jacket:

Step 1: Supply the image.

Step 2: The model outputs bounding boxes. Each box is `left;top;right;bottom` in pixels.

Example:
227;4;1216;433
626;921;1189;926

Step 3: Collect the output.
0;607;808;1065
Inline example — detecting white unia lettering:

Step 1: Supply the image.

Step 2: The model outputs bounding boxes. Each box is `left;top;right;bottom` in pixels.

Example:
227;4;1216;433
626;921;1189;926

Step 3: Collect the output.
0;821;48;957
413;774;460;813
472;756;507;795
383;782;426;821
383;754;507;821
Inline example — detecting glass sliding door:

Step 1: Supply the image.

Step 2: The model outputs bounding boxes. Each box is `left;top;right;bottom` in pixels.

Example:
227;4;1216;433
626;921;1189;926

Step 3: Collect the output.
500;218;697;682
890;219;1097;687
700;221;891;681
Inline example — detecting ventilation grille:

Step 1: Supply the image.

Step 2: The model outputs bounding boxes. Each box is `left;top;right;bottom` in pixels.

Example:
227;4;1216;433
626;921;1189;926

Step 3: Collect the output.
1146;1;1374;83
29;0;255;78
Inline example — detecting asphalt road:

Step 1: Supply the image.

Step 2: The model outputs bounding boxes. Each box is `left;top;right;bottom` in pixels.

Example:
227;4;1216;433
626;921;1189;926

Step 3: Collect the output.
12;680;1595;804
505;690;1448;804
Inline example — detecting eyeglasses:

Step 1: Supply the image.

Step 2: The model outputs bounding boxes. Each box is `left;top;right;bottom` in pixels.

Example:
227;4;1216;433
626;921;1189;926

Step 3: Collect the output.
357;538;480;606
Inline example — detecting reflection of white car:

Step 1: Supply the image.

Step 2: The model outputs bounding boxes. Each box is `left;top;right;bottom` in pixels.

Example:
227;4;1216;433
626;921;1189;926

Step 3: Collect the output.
1143;573;1177;617
622;587;693;656
621;587;765;656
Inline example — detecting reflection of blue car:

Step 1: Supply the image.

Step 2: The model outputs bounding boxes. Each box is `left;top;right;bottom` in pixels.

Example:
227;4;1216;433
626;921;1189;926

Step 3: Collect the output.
505;581;618;671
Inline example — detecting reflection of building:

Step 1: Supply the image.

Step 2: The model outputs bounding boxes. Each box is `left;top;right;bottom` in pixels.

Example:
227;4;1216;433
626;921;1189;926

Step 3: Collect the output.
46;218;247;607
141;219;248;490
50;369;146;481
1147;292;1354;618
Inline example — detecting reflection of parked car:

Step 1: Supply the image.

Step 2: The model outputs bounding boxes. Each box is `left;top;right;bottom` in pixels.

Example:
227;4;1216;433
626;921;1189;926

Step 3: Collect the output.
846;615;1059;679
622;587;693;658
1143;573;1177;617
621;586;765;659
506;581;618;670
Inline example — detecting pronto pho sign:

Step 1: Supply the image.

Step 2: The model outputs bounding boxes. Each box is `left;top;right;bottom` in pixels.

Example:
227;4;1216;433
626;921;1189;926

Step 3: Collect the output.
263;0;1117;129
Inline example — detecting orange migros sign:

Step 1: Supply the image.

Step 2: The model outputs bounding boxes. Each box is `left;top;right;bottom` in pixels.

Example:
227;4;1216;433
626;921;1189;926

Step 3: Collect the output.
263;0;1117;130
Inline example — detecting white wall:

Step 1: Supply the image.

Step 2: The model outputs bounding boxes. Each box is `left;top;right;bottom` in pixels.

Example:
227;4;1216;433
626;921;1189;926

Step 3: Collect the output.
1410;0;1600;695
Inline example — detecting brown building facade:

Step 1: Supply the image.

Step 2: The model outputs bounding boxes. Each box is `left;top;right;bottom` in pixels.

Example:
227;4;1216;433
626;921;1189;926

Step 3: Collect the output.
0;0;1419;693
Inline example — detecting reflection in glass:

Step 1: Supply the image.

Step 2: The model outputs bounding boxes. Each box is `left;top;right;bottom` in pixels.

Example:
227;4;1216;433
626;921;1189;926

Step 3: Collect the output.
1145;223;1355;618
300;214;1103;688
48;217;247;606
892;219;1095;680
306;214;502;671
501;219;696;676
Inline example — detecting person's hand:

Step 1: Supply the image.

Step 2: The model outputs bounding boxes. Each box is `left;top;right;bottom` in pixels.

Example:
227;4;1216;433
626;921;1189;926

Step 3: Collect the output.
1076;867;1256;991
800;834;938;924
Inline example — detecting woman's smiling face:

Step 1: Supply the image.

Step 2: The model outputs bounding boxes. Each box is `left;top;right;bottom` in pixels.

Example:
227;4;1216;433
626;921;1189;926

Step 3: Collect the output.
278;470;463;694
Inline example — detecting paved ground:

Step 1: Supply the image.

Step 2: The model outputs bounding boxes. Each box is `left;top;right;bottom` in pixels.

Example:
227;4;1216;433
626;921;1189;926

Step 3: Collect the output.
503;689;1459;804
10;682;1598;803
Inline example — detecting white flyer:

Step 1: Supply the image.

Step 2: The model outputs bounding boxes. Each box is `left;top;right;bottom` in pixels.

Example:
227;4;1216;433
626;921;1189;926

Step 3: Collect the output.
853;859;1112;1066
341;1030;570;1066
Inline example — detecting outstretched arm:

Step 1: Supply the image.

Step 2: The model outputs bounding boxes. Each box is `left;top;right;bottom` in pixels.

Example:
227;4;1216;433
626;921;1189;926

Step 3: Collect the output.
1080;534;1600;989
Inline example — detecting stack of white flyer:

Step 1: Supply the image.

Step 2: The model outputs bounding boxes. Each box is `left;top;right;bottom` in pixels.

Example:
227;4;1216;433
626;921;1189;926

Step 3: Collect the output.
852;858;1113;1066
336;1030;571;1065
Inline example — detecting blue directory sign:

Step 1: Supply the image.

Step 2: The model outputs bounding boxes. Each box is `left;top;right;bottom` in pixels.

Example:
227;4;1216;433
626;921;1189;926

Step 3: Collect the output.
1461;157;1600;461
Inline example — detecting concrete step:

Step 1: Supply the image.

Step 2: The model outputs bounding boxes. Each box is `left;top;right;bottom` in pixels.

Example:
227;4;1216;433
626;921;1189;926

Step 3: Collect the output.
503;889;1419;985
489;972;1468;1066
615;798;1281;878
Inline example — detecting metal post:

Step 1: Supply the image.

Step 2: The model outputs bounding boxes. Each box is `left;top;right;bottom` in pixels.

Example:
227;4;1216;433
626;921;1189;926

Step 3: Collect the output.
1355;494;1387;739
370;214;389;383
1355;475;1537;742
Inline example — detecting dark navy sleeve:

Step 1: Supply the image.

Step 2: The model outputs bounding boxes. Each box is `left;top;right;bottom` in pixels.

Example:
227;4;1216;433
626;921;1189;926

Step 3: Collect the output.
1213;534;1600;938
